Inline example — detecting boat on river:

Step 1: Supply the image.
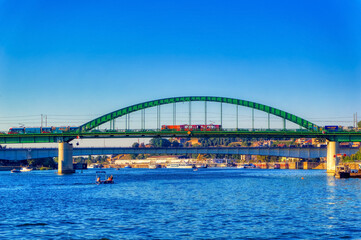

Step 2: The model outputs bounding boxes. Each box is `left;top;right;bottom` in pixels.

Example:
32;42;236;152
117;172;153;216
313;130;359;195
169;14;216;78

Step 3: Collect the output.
334;165;350;178
195;164;207;168
149;164;161;169
166;163;194;169
11;169;21;173
335;164;361;179
238;163;257;169
20;167;33;172
96;171;114;184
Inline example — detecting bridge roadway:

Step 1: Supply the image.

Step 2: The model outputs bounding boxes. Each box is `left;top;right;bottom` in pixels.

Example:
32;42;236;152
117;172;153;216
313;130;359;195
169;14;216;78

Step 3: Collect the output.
0;146;358;161
1;130;361;144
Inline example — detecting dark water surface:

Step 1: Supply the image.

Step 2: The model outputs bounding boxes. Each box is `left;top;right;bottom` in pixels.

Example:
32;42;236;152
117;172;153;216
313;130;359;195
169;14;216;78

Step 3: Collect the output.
1;168;361;239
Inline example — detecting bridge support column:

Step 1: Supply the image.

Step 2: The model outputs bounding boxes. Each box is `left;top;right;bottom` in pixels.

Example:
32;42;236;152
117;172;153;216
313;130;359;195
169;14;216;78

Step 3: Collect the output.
326;141;339;173
58;142;75;174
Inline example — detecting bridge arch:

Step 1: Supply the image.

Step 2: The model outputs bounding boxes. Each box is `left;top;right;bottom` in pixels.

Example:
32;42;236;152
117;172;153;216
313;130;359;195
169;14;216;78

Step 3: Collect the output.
78;96;320;132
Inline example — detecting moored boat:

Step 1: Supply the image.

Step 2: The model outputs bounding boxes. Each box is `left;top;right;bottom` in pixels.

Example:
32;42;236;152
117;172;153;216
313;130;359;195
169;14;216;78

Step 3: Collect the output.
335;165;351;179
195;164;207;168
166;163;194;169
350;168;361;178
149;164;161;169
11;169;21;173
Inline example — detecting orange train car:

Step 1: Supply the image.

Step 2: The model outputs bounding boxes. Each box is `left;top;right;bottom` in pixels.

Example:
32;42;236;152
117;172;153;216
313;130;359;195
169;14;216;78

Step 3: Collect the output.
161;124;221;131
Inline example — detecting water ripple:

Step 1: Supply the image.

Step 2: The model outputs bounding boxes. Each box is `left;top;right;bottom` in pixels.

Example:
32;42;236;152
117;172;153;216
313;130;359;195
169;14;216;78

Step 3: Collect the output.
1;169;361;239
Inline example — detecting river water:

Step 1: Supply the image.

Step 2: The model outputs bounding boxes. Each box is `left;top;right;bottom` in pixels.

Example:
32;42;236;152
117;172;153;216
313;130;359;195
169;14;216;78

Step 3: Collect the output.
1;168;361;239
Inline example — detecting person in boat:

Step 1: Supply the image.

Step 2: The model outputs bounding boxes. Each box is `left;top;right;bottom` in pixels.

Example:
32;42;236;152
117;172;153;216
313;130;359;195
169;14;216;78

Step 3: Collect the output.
107;175;113;182
96;177;101;183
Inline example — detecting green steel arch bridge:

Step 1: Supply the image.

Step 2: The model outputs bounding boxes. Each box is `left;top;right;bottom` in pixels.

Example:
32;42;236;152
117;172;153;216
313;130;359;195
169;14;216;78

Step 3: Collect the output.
1;96;361;144
1;96;360;174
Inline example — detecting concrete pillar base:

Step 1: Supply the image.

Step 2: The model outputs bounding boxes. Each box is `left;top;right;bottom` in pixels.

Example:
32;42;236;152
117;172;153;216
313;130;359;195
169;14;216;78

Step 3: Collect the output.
326;141;339;174
58;142;75;174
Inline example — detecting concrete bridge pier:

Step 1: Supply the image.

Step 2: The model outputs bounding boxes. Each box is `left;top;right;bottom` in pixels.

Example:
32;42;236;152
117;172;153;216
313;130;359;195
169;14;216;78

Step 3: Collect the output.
326;141;339;173
58;142;75;174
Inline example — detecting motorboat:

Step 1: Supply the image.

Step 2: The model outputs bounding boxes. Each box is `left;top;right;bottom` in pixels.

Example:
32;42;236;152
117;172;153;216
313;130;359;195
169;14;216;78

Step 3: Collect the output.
124;165;132;169
96;171;114;184
11;169;21;173
20;167;33;172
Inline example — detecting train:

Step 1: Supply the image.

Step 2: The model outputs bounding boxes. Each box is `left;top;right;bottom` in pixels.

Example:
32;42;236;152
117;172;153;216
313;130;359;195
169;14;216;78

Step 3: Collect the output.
161;124;222;131
8;126;78;134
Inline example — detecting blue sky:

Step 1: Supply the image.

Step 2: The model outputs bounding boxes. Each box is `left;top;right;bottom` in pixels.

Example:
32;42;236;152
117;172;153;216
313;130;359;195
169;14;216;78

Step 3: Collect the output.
0;0;360;131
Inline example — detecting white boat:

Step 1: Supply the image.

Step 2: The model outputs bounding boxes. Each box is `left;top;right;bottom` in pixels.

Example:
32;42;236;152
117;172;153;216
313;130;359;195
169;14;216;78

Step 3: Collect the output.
149;164;161;169
88;164;102;169
11;169;21;173
166;163;194;169
20;167;33;172
195;164;207;168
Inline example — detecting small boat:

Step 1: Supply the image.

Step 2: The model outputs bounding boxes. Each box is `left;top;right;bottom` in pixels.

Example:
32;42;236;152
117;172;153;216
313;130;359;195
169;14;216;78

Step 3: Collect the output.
349;168;361;178
166;163;194;169
11;169;21;173
149;164;161;169
96;171;114;184
124;165;132;169
20;167;33;172
195;164;207;168
238;163;258;169
335;165;351;179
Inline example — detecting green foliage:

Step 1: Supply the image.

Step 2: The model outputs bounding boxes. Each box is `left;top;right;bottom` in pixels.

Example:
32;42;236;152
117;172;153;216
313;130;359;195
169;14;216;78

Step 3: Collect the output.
132;142;140;148
343;147;361;161
93;155;108;163
27;157;56;168
198;137;241;147
358;121;361;128
39;166;52;170
136;154;145;159
73;157;86;163
149;138;171;148
171;141;180;147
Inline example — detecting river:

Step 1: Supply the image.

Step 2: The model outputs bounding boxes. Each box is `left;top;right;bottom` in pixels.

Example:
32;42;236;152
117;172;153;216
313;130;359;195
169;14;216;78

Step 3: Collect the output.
1;168;361;239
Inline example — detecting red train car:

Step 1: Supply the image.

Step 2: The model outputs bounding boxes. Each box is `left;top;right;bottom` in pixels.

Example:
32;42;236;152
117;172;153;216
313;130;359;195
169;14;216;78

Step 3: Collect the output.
161;124;221;131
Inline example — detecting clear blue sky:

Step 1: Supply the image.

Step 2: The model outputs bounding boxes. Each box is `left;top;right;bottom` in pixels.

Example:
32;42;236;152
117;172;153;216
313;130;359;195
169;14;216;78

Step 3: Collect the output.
0;0;360;131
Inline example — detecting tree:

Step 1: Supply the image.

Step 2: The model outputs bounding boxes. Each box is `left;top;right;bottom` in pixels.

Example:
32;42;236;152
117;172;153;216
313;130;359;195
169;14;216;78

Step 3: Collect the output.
136;154;145;159
343;147;361;161
171;140;180;147
28;157;56;168
358;121;361;128
149;138;171;148
132;142;140;148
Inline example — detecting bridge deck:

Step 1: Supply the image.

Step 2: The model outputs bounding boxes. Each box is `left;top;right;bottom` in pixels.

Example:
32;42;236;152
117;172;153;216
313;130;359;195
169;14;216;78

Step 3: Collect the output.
0;146;358;161
1;130;361;144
